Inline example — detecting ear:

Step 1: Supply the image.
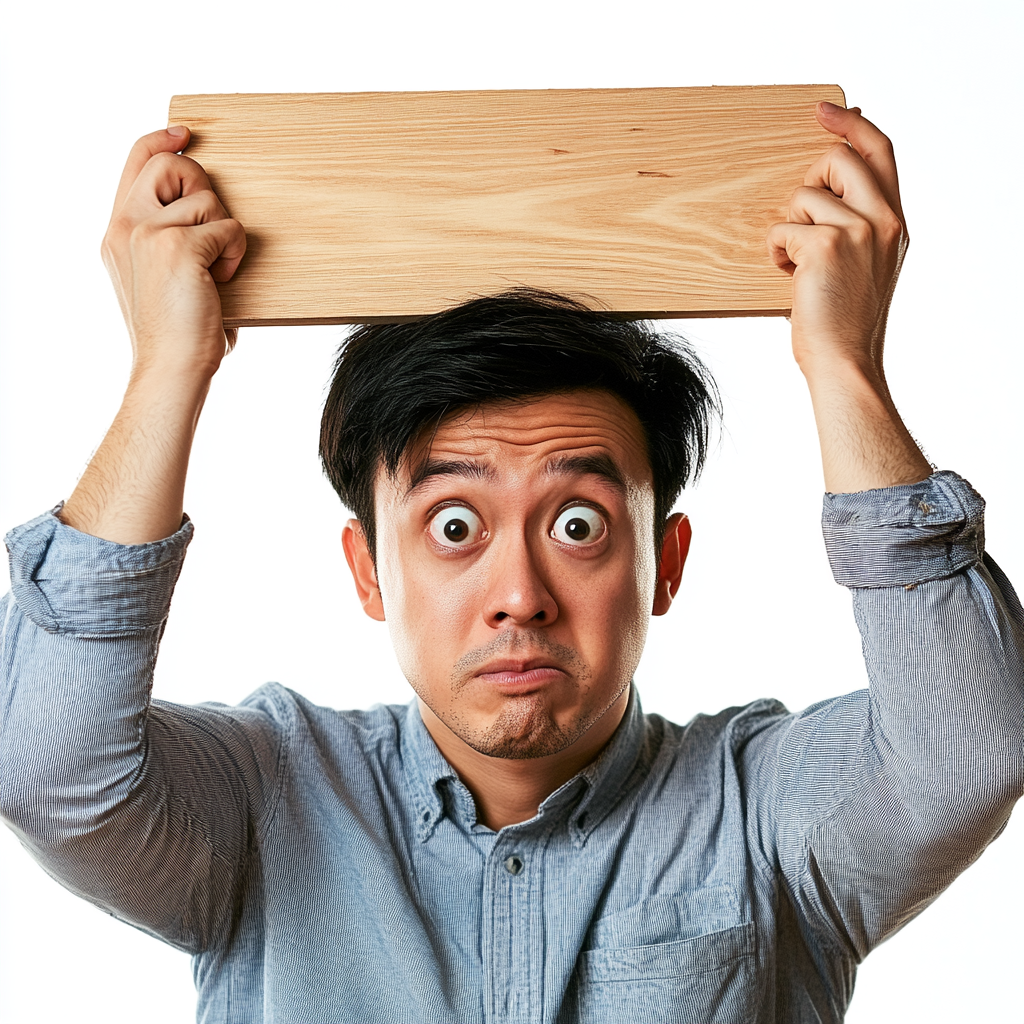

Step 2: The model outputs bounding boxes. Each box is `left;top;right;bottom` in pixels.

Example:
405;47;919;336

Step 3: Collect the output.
342;519;386;621
652;513;691;616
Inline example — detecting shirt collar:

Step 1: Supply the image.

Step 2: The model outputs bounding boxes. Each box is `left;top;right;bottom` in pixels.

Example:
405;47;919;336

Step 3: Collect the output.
401;684;648;846
401;699;459;842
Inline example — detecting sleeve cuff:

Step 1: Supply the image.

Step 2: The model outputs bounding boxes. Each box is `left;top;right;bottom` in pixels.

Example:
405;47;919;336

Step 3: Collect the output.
821;470;985;589
4;506;194;636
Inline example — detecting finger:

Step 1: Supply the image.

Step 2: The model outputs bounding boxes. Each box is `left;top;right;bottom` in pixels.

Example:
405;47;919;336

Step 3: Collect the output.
112;127;191;218
121;152;216;221
787;185;866;230
815;102;904;224
766;221;797;273
804;143;888;212
188;218;247;281
766;221;841;274
132;199;246;280
802;144;904;244
145;188;231;230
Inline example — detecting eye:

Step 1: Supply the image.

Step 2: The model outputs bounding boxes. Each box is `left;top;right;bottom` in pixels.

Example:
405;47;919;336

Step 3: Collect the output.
551;506;606;546
428;505;485;548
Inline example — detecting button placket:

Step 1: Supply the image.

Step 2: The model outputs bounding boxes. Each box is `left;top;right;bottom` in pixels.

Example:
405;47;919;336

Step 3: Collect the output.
484;837;537;1023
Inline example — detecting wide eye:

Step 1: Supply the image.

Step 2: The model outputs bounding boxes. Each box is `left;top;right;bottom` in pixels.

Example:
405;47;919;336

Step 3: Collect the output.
551;506;606;546
428;505;485;548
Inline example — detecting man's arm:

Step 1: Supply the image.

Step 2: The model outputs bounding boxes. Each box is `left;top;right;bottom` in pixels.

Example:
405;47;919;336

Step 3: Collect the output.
742;473;1024;980
0;129;273;951
59;126;245;543
749;106;1024;979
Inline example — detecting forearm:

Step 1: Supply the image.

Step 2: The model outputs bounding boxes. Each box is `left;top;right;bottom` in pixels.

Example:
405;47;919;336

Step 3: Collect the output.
800;354;932;493
59;365;212;544
60;125;246;545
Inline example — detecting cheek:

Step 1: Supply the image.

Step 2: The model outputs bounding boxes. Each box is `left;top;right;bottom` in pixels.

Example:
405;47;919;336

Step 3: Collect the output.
375;531;481;691
629;488;660;596
584;565;651;677
557;541;654;682
598;498;659;676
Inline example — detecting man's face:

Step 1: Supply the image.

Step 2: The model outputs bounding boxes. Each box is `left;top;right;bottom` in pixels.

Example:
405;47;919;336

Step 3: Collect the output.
366;390;663;760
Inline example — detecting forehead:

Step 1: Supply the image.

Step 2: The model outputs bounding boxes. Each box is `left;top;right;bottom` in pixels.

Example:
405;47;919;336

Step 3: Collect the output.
403;390;651;486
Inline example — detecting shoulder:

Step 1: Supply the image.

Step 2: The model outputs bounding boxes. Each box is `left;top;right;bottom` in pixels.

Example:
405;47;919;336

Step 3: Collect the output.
643;697;793;760
234;682;409;757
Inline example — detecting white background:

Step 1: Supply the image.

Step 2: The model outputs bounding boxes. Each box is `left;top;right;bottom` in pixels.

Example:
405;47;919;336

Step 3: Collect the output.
1;1;1022;1021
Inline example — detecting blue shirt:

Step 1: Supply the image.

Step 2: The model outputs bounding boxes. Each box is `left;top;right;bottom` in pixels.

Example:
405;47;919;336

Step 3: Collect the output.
1;470;1022;1024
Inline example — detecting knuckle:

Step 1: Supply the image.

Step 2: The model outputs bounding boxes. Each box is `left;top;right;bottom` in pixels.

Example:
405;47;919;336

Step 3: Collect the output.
196;188;225;218
128;219;162;254
881;212;904;245
788;186;817;220
105;212;132;242
818;226;844;254
148;149;179;173
850;220;873;247
102;216;133;258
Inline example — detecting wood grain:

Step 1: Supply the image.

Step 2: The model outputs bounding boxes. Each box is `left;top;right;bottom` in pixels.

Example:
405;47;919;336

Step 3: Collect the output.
167;86;846;326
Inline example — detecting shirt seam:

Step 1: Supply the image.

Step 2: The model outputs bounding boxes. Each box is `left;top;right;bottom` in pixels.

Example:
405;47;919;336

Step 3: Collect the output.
250;685;293;837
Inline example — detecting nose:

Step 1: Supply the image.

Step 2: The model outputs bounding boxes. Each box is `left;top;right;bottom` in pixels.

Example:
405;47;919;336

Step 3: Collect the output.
482;533;558;628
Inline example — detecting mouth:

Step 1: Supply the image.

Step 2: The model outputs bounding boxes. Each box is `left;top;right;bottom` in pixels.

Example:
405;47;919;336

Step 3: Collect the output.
474;658;569;694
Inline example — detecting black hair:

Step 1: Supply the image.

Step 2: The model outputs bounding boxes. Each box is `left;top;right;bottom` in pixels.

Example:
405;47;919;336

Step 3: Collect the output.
320;288;719;559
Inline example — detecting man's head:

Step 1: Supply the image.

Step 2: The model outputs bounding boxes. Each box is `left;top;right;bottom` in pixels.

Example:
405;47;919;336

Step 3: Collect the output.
320;289;718;761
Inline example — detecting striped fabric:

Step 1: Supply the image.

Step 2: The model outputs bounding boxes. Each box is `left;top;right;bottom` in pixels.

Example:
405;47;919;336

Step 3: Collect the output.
1;470;1022;1023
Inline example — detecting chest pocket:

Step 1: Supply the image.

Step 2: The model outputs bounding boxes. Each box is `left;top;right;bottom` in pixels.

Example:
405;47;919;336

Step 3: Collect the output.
569;887;758;1024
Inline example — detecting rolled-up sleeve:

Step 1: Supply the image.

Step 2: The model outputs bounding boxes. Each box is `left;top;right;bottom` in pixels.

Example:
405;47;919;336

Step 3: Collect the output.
0;510;281;954
745;471;1024;971
5;506;194;635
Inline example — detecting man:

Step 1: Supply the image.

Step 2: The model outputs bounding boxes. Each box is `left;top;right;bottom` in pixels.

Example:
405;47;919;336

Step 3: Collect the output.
0;101;1021;1022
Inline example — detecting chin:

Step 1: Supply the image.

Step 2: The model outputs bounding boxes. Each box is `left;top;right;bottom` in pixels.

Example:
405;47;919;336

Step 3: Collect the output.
454;693;593;761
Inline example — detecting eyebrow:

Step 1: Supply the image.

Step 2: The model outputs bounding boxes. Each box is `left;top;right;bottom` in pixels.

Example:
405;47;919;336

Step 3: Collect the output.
545;453;627;492
405;458;495;496
404;451;627;498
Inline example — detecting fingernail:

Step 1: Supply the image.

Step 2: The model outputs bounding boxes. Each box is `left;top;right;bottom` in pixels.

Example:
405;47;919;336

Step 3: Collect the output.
167;125;187;137
819;101;841;114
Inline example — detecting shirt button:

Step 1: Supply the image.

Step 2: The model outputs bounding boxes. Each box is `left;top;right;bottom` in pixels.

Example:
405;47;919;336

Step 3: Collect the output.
504;855;524;875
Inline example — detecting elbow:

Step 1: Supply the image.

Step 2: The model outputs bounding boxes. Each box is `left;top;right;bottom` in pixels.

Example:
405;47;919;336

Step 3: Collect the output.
903;755;1024;857
0;748;141;844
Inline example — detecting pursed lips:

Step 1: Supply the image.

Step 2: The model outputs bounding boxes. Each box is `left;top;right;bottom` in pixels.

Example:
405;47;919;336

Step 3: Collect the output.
473;659;569;693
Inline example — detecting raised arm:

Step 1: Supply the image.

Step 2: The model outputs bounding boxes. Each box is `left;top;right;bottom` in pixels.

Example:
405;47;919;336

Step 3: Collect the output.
753;106;1024;986
60;126;245;543
0;130;275;953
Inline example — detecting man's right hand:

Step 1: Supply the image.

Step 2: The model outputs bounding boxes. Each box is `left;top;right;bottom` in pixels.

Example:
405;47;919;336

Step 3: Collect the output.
103;126;246;378
59;128;246;545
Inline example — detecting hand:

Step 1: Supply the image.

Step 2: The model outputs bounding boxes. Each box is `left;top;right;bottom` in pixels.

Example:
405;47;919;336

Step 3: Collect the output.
102;126;246;380
766;104;931;493
767;103;907;377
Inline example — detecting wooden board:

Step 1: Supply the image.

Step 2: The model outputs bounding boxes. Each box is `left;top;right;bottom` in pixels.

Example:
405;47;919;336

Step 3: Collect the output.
168;86;846;326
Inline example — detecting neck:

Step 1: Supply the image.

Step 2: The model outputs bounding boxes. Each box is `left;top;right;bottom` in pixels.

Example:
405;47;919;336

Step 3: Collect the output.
417;689;630;831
